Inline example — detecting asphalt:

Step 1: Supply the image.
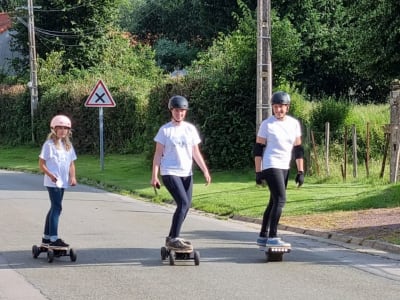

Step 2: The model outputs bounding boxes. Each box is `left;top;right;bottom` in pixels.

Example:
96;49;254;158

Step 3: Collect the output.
1;207;399;300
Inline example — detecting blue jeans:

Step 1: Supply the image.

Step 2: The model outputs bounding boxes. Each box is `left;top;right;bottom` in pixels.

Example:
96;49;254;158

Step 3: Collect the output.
162;175;193;238
43;187;64;241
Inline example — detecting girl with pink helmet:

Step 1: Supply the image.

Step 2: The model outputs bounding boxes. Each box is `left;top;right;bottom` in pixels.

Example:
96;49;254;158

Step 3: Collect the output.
38;114;77;247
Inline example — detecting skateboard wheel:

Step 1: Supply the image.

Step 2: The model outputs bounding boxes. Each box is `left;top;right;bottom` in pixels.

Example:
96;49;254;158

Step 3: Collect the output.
32;245;40;258
69;248;77;262
194;250;200;266
47;249;54;263
161;247;168;260
169;252;175;266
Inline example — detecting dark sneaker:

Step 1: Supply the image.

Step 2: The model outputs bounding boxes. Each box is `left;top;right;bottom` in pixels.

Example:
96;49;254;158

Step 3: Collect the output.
166;236;192;246
50;239;69;247
167;238;192;250
42;238;50;244
182;239;192;245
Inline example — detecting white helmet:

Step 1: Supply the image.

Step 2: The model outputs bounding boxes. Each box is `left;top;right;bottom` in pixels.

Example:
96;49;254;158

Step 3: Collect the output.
50;115;71;129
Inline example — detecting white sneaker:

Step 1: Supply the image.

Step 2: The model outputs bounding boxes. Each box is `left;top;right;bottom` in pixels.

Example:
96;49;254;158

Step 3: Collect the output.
266;237;291;247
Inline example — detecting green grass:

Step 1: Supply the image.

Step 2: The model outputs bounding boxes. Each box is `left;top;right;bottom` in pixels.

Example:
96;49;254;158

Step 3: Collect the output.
1;145;399;221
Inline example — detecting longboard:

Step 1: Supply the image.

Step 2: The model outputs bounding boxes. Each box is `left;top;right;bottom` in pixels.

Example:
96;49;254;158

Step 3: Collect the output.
32;243;77;263
161;244;200;266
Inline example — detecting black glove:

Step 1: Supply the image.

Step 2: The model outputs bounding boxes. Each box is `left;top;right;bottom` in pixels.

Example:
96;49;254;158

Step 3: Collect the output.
256;172;263;185
295;171;304;187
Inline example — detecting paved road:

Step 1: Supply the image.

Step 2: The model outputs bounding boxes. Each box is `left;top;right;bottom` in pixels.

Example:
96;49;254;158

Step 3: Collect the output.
1;170;400;300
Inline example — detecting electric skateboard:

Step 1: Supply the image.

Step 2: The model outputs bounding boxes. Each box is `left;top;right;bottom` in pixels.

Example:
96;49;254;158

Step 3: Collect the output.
32;243;77;263
161;242;200;266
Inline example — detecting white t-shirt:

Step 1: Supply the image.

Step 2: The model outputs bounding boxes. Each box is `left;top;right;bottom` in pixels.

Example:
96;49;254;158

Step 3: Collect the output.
257;115;301;170
154;121;201;176
39;139;77;188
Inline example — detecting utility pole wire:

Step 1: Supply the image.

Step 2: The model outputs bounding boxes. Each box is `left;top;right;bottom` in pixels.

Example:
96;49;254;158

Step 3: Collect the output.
256;0;272;133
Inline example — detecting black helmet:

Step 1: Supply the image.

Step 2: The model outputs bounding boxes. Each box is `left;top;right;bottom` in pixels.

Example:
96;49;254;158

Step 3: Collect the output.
271;91;290;105
168;95;189;110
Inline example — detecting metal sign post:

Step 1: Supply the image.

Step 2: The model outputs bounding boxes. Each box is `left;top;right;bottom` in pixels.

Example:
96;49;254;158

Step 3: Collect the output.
99;107;104;171
85;80;116;171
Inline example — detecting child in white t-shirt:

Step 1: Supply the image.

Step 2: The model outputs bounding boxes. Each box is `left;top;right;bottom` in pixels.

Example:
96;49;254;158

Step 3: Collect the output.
39;115;77;247
151;95;211;250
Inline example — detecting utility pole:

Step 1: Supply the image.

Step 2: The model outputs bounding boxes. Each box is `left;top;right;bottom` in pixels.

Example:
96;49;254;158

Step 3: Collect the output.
256;0;272;132
27;0;38;142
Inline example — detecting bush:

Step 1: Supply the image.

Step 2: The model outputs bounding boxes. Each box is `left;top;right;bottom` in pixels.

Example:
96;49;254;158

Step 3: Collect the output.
310;97;352;143
0;85;32;145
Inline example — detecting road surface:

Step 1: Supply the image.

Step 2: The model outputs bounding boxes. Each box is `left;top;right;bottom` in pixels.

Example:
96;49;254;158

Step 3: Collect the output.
0;170;399;300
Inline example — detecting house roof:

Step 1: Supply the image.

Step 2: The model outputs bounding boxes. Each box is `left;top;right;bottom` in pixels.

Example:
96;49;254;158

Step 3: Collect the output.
0;13;11;34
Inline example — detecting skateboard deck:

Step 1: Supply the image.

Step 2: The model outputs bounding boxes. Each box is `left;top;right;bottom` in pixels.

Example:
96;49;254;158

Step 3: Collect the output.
259;245;291;262
32;243;77;263
161;244;200;266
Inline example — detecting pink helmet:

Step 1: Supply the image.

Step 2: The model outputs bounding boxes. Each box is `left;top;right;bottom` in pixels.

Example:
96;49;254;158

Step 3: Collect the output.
50;115;71;129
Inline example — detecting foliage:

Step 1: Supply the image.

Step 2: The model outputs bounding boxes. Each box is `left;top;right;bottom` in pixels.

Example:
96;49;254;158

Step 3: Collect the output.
346;0;400;95
343;104;389;161
153;38;199;72
124;0;256;46
270;13;302;84
0;0;19;12
273;1;352;99
179;3;257;170
33;32;163;154
11;0;122;74
118;0;143;31
2;0;396;172
122;0;257;70
0;84;31;144
2;25;164;153
143;1;315;170
309;97;352;143
272;0;393;103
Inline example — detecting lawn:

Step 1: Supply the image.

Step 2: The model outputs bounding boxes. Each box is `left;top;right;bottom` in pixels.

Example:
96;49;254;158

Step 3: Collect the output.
1;145;399;221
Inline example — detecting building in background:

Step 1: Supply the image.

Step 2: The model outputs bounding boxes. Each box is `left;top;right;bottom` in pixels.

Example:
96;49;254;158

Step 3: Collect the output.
0;12;17;75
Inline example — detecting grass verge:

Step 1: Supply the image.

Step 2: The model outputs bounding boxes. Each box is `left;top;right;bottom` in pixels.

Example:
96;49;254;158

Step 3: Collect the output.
1;145;399;244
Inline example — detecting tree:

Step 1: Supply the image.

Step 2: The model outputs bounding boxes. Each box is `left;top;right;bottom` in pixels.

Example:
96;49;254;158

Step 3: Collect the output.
0;0;18;12
12;0;121;73
348;0;400;98
166;2;302;169
272;0;358;99
121;0;257;71
126;0;256;46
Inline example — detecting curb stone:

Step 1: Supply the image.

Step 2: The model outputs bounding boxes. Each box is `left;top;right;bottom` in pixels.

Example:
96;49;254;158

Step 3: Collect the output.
231;215;400;255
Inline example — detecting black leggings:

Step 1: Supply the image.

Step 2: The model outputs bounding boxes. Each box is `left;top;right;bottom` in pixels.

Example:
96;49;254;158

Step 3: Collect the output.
162;175;193;238
260;168;289;238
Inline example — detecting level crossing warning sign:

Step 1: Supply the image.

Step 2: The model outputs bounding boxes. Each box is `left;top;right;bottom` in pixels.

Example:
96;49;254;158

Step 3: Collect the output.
85;80;116;107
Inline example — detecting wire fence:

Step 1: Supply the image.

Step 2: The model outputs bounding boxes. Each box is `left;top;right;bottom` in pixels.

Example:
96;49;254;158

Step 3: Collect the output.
303;122;390;181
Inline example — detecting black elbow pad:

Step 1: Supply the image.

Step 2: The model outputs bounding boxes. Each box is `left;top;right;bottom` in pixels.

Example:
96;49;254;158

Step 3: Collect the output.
253;143;265;157
293;145;304;159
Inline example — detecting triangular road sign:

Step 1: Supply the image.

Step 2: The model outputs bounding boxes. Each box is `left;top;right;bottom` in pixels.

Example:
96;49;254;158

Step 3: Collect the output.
85;80;116;107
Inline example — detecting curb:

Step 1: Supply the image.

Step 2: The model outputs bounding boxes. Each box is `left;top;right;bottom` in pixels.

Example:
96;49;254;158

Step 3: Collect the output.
231;215;400;255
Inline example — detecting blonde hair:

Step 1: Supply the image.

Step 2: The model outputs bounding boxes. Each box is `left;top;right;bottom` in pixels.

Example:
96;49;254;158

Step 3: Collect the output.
47;129;73;151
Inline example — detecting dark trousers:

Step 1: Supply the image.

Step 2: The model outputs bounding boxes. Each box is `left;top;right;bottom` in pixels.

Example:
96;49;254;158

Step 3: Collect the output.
260;168;289;238
162;175;193;238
